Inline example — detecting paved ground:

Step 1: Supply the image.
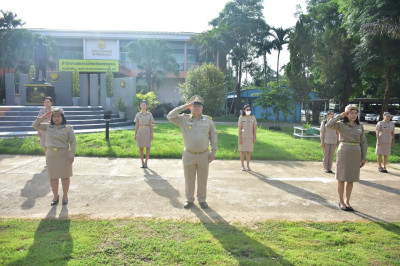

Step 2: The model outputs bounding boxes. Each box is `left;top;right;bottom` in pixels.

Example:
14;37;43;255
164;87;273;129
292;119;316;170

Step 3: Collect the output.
0;155;399;222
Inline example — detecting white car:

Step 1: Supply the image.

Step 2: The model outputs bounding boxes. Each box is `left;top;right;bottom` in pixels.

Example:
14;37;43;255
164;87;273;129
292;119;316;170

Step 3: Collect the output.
365;113;380;123
391;111;400;125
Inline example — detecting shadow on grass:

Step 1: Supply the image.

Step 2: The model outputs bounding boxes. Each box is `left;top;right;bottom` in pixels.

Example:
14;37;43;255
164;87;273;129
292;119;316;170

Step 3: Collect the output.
20;169;49;210
143;167;181;208
350;210;400;236
10;205;72;265
190;206;292;265
247;171;337;210
106;140;117;157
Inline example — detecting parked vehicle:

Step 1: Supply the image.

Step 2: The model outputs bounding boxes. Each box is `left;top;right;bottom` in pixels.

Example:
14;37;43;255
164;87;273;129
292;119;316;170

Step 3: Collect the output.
391;111;400;126
365;113;380;123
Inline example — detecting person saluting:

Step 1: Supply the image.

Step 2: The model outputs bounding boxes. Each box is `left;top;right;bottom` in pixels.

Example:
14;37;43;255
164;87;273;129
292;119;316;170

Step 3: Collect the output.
326;104;367;212
32;108;76;206
167;95;218;209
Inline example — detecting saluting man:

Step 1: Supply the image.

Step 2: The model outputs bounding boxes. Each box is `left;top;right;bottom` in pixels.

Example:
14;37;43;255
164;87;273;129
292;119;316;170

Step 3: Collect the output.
167;95;218;209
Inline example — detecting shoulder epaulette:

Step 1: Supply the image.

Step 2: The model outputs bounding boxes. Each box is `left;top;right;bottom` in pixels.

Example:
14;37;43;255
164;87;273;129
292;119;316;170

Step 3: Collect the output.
184;113;190;116
205;115;212;120
66;124;74;129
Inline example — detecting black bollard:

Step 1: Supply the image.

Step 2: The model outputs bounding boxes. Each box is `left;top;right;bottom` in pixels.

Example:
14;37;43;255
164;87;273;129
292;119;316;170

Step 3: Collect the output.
104;111;112;140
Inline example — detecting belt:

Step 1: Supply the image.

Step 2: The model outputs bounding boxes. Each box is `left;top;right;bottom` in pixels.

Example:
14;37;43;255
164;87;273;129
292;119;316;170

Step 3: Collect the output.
140;125;149;127
340;142;359;146
50;148;66;151
186;149;208;154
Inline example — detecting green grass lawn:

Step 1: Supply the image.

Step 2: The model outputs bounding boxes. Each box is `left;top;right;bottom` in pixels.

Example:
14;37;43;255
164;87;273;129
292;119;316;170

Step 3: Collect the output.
1;218;399;265
0;124;399;162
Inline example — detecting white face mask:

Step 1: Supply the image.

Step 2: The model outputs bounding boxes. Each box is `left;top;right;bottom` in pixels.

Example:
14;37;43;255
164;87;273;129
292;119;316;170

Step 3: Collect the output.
245;110;251;116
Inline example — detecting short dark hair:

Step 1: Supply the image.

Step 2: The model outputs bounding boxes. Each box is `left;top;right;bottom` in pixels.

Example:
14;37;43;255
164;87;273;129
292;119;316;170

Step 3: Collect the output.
50;113;67;125
44;96;53;103
140;100;147;105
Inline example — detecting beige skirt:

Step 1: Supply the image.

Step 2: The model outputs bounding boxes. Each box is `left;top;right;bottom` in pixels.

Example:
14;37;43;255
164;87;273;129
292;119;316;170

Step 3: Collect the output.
136;126;151;148
238;137;254;152
46;149;72;179
335;143;361;182
39;130;46;148
375;142;392;156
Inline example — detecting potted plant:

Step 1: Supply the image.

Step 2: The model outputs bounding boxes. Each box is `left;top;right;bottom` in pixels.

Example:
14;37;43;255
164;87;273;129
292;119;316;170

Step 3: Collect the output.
105;67;114;108
72;68;80;106
115;96;126;119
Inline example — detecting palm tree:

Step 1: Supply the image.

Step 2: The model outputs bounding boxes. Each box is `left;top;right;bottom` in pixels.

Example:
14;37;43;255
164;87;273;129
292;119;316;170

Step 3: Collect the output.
253;25;274;87
0;10;26;100
126;39;178;91
271;27;292;83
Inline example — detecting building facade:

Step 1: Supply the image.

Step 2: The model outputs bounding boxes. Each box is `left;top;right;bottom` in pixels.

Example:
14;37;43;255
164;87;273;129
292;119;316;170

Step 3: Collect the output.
30;29;202;104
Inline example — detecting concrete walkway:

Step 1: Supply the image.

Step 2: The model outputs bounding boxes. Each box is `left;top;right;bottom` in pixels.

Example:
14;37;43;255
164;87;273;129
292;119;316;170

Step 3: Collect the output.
0;155;399;222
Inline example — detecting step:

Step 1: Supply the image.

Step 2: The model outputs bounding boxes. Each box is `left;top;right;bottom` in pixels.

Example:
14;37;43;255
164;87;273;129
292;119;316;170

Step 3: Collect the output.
0;121;133;132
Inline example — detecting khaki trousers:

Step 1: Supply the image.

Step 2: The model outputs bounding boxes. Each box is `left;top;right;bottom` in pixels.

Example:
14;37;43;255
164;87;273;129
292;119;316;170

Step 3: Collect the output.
182;149;209;203
323;144;336;171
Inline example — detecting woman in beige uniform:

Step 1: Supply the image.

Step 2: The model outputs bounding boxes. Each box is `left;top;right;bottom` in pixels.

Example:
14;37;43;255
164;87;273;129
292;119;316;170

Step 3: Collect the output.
238;104;257;171
320;110;339;173
376;112;395;173
37;96;53;155
326;104;367;211
32;108;76;206
134;100;154;168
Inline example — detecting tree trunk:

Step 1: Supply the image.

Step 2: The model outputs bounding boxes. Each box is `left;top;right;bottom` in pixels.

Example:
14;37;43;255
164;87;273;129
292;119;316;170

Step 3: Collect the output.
382;65;393;116
235;60;243;116
276;50;280;83
339;72;353;112
263;54;267;87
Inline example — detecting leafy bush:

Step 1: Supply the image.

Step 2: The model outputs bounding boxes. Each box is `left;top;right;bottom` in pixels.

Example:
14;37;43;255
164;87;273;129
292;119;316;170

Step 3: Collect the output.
106;67;114;97
114;96;126;112
134;91;160;112
72;68;80;97
179;63;226;116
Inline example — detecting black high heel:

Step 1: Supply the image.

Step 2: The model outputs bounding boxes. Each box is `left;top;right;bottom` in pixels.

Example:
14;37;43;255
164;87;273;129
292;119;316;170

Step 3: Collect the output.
51;196;59;206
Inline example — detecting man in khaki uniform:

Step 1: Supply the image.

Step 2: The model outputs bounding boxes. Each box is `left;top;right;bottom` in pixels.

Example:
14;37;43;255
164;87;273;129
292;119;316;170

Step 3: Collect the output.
167;95;218;209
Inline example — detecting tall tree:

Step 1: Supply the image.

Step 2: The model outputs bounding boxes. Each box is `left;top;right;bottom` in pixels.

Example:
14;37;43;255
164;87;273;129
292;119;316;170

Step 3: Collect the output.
339;0;400;114
126;39;178;91
271;27;291;83
207;0;266;115
0;10;27;100
253;25;274;87
286;18;314;122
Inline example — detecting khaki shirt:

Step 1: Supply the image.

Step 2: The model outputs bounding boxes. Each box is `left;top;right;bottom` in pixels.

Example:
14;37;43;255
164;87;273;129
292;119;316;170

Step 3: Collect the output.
167;105;218;156
238;115;257;139
376;121;395;143
326;115;367;160
32;116;76;157
320;120;338;144
134;111;154;125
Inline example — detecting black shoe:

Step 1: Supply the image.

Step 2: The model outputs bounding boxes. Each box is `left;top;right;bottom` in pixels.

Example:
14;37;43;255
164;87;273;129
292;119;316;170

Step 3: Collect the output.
346;206;354;211
328;170;333;173
200;202;208;209
51;196;59;206
338;202;350;211
184;201;193;209
382;169;388;173
62;199;68;205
